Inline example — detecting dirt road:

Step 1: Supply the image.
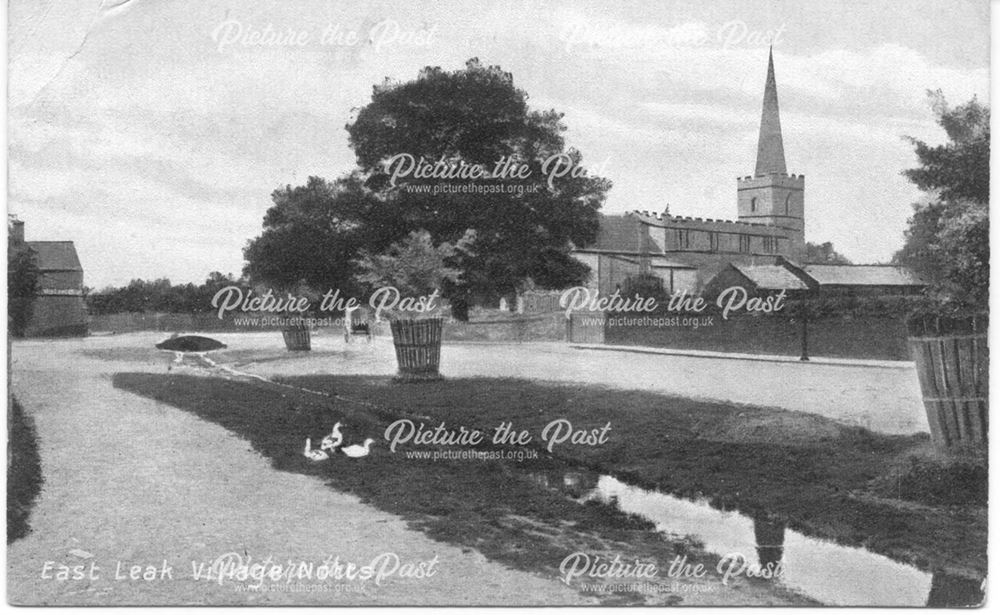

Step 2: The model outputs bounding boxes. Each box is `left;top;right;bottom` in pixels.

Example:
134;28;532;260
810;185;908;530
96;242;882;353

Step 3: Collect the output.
215;331;927;435
7;336;592;605
8;331;927;604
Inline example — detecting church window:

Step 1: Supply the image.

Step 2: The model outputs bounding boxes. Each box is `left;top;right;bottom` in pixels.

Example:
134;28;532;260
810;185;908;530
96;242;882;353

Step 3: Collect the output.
677;229;690;249
750;197;758;212
784;194;791;215
739;235;751;253
763;236;776;253
709;232;719;251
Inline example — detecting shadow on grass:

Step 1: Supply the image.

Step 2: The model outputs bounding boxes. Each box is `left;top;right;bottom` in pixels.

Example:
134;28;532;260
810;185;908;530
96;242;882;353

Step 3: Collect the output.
8;397;43;544
112;372;985;602
113;372;755;606
278;375;986;580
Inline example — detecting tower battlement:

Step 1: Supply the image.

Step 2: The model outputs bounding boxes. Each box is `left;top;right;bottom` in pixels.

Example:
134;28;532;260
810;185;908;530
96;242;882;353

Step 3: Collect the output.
738;173;804;186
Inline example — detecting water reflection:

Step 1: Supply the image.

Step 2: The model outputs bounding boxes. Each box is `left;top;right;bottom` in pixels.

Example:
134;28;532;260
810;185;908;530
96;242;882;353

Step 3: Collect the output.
524;469;599;498
528;471;983;607
926;571;985;607
751;513;785;571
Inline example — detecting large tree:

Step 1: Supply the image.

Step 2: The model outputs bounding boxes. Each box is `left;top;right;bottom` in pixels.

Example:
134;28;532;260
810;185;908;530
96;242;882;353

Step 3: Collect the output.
894;92;989;309
902;91;989;204
345;58;611;300
244;60;609;307
243;175;379;297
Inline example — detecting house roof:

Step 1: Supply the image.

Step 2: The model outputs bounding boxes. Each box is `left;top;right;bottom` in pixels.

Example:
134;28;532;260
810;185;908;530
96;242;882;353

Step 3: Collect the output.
578;214;662;254
26;241;83;272
731;264;810;290
802;264;925;287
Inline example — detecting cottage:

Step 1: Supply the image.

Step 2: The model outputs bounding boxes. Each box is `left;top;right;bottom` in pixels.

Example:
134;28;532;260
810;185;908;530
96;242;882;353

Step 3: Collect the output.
8;217;87;337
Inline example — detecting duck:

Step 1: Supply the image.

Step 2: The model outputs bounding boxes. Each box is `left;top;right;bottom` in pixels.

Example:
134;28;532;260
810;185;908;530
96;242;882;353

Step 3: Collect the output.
320;422;344;451
341;438;375;458
303;437;329;461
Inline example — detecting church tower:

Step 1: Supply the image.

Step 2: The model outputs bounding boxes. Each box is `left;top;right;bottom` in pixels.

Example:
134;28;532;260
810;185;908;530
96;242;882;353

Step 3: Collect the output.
737;48;805;259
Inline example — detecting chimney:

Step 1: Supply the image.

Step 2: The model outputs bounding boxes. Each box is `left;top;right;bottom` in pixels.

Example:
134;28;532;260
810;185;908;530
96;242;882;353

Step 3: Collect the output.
8;216;25;245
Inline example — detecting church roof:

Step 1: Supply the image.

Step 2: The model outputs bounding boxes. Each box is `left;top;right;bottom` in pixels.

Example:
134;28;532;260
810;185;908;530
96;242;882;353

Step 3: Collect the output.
731;264;810;290
755;48;787;176
649;256;696;269
26;241;83;272
577;214;662;254
631;210;774;231
802;264;925;287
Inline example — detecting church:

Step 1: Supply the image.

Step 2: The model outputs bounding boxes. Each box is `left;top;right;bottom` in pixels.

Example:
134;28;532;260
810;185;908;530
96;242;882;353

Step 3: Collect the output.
571;50;922;297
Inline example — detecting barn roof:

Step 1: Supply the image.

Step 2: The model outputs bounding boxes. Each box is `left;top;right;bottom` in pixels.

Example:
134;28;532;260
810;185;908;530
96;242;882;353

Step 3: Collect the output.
802;264;925;287
26;241;83;272
731;264;810;290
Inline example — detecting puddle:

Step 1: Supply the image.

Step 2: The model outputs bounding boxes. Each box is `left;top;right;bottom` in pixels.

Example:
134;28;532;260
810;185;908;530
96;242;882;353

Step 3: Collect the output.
529;471;984;607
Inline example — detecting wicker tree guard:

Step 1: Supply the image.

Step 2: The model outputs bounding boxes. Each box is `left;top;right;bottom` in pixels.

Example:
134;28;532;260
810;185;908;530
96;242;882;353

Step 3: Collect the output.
281;323;311;351
907;313;988;450
390;318;444;381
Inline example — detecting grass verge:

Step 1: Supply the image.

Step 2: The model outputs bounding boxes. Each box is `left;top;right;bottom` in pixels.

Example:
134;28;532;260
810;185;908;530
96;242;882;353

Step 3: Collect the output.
112;372;986;602
8;397;43;544
279;375;986;580
113;372;814;606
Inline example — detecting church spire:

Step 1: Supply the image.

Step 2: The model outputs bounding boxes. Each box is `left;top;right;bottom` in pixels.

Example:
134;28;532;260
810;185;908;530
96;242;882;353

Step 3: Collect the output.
754;47;787;176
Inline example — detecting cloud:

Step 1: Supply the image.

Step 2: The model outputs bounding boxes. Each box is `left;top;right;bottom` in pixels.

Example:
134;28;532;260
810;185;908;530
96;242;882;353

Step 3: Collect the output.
6;0;989;284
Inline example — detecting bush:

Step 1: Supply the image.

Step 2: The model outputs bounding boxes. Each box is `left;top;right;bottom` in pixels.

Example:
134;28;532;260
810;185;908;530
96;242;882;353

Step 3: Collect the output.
621;273;668;303
8;397;43;543
7;245;39;337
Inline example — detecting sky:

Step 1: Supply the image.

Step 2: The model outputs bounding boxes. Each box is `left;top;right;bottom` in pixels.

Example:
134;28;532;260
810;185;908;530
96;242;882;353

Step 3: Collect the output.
7;0;990;289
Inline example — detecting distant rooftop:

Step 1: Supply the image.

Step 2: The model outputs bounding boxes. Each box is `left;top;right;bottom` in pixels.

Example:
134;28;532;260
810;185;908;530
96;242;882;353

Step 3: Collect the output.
803;264;924;287
731;264;810;290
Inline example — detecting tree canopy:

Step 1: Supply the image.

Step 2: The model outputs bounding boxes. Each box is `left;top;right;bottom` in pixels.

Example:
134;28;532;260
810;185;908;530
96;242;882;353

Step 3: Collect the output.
894;92;989;309
353;229;473;298
244;59;611;305
242;175;377;297
805;241;851;265
86;272;242;315
903;91;989;204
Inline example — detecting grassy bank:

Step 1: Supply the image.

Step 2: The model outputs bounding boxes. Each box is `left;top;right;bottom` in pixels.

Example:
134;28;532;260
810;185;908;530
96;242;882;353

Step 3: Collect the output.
113;372;985;601
113;372;812;606
279;375;986;578
8;397;43;543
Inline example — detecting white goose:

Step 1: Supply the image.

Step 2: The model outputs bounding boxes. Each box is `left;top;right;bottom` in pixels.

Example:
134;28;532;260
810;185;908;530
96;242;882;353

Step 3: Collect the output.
320;422;344;452
341;438;375;458
303;437;329;461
